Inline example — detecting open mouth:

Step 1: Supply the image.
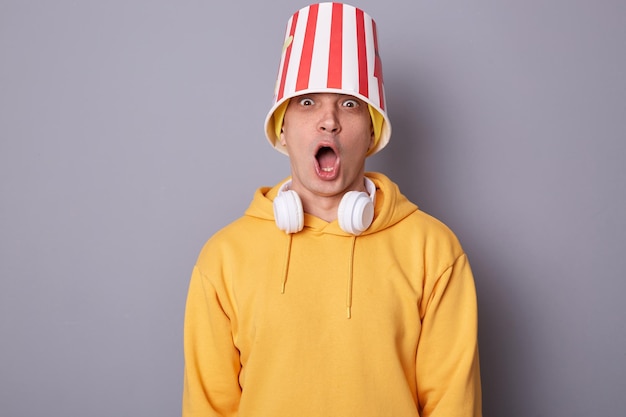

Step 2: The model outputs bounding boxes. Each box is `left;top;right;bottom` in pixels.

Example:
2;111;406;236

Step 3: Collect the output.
315;146;339;177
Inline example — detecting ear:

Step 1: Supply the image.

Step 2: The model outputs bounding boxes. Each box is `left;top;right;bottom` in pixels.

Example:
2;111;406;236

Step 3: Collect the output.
280;128;287;147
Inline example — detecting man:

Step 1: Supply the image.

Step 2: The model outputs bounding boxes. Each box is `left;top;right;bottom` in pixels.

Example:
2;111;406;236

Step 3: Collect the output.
182;3;482;416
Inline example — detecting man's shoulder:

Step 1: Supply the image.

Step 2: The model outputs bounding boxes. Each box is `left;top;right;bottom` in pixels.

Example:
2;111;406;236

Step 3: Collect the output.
196;212;279;262
396;208;465;254
411;208;456;234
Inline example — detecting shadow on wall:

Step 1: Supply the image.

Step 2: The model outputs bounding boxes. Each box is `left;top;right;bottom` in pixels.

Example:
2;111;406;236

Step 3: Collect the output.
368;68;529;417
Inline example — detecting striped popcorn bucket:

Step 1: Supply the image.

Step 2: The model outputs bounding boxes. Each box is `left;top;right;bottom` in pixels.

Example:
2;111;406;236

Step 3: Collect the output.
264;2;391;156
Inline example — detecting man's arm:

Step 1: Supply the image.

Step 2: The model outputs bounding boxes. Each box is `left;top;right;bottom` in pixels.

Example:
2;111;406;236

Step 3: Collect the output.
182;265;241;417
416;253;482;417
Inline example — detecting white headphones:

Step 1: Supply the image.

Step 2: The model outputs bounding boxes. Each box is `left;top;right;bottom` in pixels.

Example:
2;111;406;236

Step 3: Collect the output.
273;177;376;235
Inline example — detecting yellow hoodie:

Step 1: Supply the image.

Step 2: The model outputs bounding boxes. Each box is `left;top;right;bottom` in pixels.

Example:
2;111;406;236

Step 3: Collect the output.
183;172;482;417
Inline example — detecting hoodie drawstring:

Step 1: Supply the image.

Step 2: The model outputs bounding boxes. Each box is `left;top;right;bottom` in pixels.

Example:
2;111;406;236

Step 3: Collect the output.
346;236;357;319
280;233;293;294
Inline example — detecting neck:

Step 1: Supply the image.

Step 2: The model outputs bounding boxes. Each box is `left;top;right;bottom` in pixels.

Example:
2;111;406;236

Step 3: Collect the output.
301;195;343;223
290;177;368;223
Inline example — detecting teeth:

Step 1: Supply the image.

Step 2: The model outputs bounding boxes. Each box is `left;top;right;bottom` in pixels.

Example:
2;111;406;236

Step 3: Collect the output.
321;167;334;172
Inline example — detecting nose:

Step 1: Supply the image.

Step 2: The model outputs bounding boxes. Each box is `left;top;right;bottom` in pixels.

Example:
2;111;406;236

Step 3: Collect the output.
318;107;341;134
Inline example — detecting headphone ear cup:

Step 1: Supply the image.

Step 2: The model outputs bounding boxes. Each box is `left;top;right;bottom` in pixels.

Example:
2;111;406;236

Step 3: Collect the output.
273;189;304;234
337;191;374;235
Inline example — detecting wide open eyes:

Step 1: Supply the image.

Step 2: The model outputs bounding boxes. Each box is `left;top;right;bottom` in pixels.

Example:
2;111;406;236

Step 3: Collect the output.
297;94;364;110
296;96;361;108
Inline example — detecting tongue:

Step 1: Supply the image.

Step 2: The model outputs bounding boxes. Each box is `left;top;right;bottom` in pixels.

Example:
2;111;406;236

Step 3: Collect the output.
317;147;337;170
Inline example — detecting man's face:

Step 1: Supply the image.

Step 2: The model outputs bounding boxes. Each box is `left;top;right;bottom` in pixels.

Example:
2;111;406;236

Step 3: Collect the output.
280;93;374;202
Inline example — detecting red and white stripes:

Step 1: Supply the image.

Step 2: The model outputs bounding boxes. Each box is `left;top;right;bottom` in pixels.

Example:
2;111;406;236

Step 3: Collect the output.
273;2;385;110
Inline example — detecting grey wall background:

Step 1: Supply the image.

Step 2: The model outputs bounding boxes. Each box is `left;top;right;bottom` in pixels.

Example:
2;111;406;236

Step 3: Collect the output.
1;0;624;416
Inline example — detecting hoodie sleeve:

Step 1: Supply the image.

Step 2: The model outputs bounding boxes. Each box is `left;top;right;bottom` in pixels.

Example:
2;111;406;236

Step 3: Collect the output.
182;264;241;417
416;253;482;417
